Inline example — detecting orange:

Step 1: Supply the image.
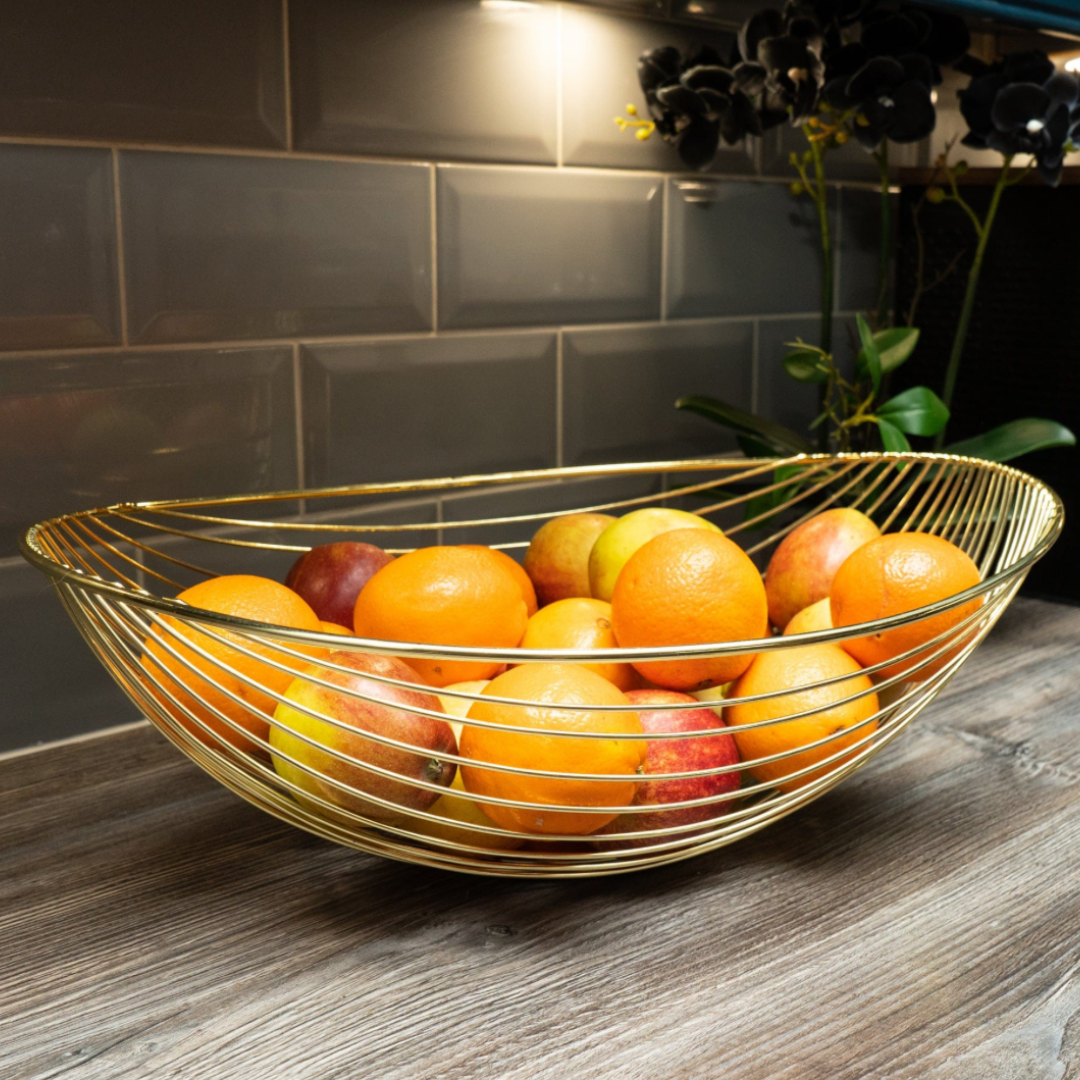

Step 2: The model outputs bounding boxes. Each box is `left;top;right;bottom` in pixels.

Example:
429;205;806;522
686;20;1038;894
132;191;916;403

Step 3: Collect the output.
518;597;639;691
460;544;538;616
319;621;353;636
353;545;528;688
142;575;321;756
459;663;645;835
830;532;983;681
611;529;769;691
725;643;878;793
783;598;833;636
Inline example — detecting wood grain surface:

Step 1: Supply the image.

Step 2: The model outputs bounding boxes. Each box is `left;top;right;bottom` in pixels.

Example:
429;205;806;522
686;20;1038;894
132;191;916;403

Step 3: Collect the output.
2;596;1079;1080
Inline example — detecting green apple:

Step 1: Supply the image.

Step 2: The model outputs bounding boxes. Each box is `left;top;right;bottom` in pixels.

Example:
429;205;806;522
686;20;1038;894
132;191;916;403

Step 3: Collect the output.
436;679;491;742
523;512;616;607
588;508;722;602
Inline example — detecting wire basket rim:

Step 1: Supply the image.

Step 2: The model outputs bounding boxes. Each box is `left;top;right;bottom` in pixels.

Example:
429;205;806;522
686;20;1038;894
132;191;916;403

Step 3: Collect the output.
20;452;1064;666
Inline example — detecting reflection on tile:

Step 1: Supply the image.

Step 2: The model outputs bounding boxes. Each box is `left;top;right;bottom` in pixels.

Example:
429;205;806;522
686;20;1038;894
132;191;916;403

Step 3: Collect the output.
670;0;756;25
437;167;662;329
0;558;140;752
441;472;664;548
561;5;753;173
666;178;835;318
0;0;285;148
839;186;894;314
0;145;120;351
290;0;558;164
121;152;432;344
563;319;754;465
302;333;558;490
0;347;297;557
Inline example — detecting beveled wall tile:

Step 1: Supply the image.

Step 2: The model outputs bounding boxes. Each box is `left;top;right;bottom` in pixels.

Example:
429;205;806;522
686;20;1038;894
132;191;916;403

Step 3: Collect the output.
0;558;140;752
0;145;120;351
302;333;558;489
757;317;822;436
561;5;754;173
666;178;835;319
290;0;558;164
120;152;432;343
0;0;285;148
838;186;894;314
0;347;297;557
562;319;754;465
437;167;662;329
760;124;921;182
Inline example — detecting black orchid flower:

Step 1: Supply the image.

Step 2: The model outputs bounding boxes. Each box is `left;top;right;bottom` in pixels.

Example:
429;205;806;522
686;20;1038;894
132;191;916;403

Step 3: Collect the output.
959;54;1080;186
637;46;761;169
734;4;826;125
824;52;937;147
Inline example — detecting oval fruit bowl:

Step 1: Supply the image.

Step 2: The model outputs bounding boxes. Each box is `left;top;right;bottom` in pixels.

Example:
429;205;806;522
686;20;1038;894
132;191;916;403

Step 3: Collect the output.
20;454;1062;878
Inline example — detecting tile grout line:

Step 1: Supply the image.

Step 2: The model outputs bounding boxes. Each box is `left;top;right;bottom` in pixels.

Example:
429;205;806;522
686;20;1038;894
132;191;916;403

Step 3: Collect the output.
659;177;670;321
555;3;564;168
555;329;564;468
282;0;294;151
429;165;438;330
111;148;130;345
0;134;886;190
0;311;872;360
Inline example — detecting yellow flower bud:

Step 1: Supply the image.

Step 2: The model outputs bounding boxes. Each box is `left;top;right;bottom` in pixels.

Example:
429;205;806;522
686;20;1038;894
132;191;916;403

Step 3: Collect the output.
626;103;638;116
926;186;946;204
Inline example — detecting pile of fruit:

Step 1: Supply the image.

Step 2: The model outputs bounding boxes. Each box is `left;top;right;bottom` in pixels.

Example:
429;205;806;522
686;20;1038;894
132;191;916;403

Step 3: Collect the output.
141;502;984;853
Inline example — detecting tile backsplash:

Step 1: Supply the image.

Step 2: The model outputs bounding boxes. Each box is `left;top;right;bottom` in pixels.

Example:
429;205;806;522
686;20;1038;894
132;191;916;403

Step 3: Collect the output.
0;0;891;751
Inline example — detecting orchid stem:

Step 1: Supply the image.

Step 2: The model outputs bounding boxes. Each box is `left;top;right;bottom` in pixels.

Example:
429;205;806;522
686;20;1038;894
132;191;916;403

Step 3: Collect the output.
803;123;833;451
934;156;1013;448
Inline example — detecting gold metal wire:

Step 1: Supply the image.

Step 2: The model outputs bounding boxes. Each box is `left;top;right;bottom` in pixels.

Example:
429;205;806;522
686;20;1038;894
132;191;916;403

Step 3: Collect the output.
20;453;1063;878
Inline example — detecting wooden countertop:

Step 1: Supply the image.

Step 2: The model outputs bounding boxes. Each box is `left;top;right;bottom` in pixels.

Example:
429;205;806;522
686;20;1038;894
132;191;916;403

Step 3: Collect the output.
3;596;1080;1080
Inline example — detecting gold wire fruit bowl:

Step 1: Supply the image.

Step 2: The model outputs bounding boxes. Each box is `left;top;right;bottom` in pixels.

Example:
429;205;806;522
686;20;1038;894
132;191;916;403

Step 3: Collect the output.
20;454;1062;878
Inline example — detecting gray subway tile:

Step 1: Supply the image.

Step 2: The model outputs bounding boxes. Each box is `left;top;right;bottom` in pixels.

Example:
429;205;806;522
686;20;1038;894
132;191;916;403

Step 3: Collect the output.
440;472;664;548
302;333;558;490
0;557;140;752
0;145;120;351
0;0;285;149
290;0;558;164
562;319;754;466
838;186;895;315
120;152;432;344
561;5;755;173
0;347;297;558
437;166;662;329
666;178;835;319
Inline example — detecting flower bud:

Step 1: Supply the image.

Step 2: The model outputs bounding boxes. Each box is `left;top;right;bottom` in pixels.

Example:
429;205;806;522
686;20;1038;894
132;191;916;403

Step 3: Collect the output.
790;180;805;196
834;130;849;146
926;186;945;204
953;160;969;177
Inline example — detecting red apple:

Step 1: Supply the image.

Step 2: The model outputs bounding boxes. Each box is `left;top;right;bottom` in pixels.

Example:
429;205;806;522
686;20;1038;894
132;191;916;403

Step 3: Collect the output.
593;688;741;849
269;651;456;826
764;508;880;631
285;542;394;629
523;512;615;606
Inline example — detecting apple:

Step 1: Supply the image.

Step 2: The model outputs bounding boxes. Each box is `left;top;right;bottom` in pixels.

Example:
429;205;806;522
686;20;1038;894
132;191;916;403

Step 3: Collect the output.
418;772;523;852
285;542;394;629
764;508;880;631
523;512;615;607
592;689;740;849
269;650;455;826
588;508;721;602
783;598;833;636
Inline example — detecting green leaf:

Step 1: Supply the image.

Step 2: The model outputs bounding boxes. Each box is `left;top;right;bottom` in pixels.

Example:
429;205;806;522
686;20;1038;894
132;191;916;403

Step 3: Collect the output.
877;417;911;453
946;418;1077;462
856;326;920;379
744;464;810;524
675;395;811;455
856;313;881;395
782;348;829;384
736;433;779;459
877;386;950;436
